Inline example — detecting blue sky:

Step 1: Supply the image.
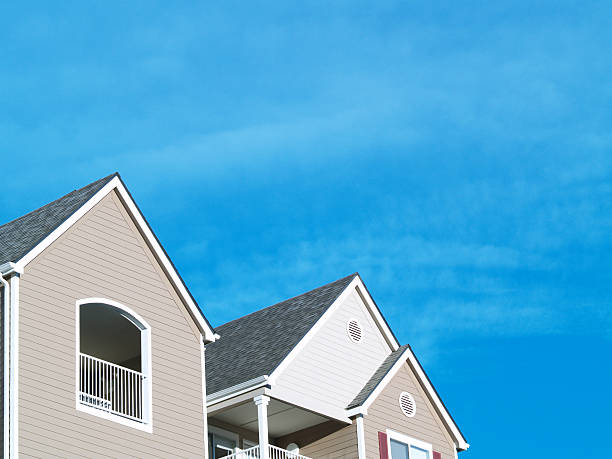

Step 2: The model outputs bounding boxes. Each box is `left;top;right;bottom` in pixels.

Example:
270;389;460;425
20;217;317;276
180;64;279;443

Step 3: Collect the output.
2;1;611;457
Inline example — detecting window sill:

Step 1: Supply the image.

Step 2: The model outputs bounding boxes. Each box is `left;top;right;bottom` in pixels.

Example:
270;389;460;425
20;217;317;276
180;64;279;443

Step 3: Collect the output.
76;403;153;433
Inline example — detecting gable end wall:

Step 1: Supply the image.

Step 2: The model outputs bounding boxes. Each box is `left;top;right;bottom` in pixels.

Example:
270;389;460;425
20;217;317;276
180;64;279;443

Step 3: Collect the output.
364;361;456;458
17;190;206;458
272;288;392;420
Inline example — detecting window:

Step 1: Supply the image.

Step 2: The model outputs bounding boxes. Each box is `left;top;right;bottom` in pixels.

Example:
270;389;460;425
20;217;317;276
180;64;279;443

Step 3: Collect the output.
76;298;152;431
208;426;239;458
387;431;432;459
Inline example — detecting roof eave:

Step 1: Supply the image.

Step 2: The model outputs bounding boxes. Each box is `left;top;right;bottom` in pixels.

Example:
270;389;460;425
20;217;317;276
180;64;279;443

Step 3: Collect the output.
0;262;23;276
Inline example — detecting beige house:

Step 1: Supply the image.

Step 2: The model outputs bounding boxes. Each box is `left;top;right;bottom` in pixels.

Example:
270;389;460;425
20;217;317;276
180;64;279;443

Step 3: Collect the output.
0;174;469;458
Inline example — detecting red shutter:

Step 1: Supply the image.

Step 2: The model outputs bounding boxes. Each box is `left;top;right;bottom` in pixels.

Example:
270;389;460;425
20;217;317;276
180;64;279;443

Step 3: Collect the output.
433;451;442;459
378;431;389;459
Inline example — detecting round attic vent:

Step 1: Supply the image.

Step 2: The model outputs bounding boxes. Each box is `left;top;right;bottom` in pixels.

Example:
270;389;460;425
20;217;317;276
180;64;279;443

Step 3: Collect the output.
347;319;363;343
399;392;416;417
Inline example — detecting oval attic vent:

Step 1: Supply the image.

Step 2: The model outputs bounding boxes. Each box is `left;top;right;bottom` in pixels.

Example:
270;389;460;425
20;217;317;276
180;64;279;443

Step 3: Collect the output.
399;392;416;417
347;319;363;343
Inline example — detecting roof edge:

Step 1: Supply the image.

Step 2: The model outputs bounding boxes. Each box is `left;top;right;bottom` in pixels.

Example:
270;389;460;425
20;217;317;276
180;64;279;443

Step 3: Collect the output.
346;344;410;410
346;345;469;451
214;273;359;332
13;174;216;342
266;274;360;385
207;375;270;405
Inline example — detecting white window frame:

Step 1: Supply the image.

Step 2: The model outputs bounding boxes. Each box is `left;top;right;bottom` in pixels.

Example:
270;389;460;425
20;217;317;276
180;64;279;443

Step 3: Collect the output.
75;298;153;432
386;429;433;458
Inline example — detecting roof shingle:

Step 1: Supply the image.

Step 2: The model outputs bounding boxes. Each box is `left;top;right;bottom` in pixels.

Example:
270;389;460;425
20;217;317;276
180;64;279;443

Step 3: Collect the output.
0;173;117;265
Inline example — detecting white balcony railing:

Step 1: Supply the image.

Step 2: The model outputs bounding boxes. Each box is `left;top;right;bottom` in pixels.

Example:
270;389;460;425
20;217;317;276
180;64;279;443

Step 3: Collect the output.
269;446;311;459
222;445;311;459
79;352;145;422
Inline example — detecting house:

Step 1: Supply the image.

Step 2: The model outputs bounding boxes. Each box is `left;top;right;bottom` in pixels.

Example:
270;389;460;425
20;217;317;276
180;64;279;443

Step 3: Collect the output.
0;174;469;458
205;274;469;459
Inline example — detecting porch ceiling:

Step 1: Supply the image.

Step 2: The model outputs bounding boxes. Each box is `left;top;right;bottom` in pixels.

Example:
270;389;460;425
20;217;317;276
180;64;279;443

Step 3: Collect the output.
211;398;329;438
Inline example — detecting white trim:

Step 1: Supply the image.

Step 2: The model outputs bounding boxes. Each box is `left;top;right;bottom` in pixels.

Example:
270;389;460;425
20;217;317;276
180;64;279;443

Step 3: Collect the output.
254;395;270;459
346;346;469;451
1;274;9;459
75;298;153;432
386;429;433;457
0;263;22;277
8;274;19;458
207;375;269;405
268;276;399;386
14;176;216;342
354;281;399;351
356;415;366;459
76;404;152;432
78;297;151;330
16;178;118;269
201;337;209;459
268;277;355;385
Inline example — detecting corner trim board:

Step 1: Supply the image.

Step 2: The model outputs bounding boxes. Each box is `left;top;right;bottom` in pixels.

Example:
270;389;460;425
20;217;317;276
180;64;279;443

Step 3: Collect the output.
9;274;19;458
356;415;366;459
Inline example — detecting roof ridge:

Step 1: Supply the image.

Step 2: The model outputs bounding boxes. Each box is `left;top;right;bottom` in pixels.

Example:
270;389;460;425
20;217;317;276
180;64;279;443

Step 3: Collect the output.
214;272;358;330
0;172;118;230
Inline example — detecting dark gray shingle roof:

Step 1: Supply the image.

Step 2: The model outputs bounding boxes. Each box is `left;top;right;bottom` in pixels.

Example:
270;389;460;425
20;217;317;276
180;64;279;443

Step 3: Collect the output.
347;344;410;409
205;273;358;395
0;173;117;265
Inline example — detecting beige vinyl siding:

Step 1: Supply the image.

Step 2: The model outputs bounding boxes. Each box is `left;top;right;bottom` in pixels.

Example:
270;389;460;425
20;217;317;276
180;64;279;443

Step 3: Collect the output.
0;286;4;453
364;362;455;458
277;420;358;459
273;289;391;420
18;190;206;458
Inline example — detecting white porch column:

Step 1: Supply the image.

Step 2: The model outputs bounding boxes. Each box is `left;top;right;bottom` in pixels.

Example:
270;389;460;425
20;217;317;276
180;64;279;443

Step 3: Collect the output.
356;414;366;459
254;395;270;459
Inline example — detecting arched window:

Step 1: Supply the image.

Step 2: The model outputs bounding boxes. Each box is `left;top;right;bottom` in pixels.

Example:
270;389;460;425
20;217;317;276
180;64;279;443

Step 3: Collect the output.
76;298;152;430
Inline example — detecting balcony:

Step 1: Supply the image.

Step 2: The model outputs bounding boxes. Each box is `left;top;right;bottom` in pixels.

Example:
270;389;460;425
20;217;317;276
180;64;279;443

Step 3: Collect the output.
79;352;146;423
222;445;311;459
77;300;152;430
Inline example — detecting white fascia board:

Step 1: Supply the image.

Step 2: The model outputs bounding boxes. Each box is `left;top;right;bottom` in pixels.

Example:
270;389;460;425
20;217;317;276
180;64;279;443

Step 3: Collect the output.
206;375;270;405
0;263;23;276
14;176;216;342
350;346;469;451
353;277;400;351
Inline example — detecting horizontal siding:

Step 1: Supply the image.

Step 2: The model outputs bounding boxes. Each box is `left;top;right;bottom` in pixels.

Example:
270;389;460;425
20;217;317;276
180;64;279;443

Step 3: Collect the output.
364;363;455;458
18;191;206;458
278;421;358;459
273;290;391;418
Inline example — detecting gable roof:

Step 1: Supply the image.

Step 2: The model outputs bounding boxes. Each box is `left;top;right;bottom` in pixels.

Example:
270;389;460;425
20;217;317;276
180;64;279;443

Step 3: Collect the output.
0;173;216;342
205;273;358;395
347;344;410;409
346;344;469;451
0;173;116;265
